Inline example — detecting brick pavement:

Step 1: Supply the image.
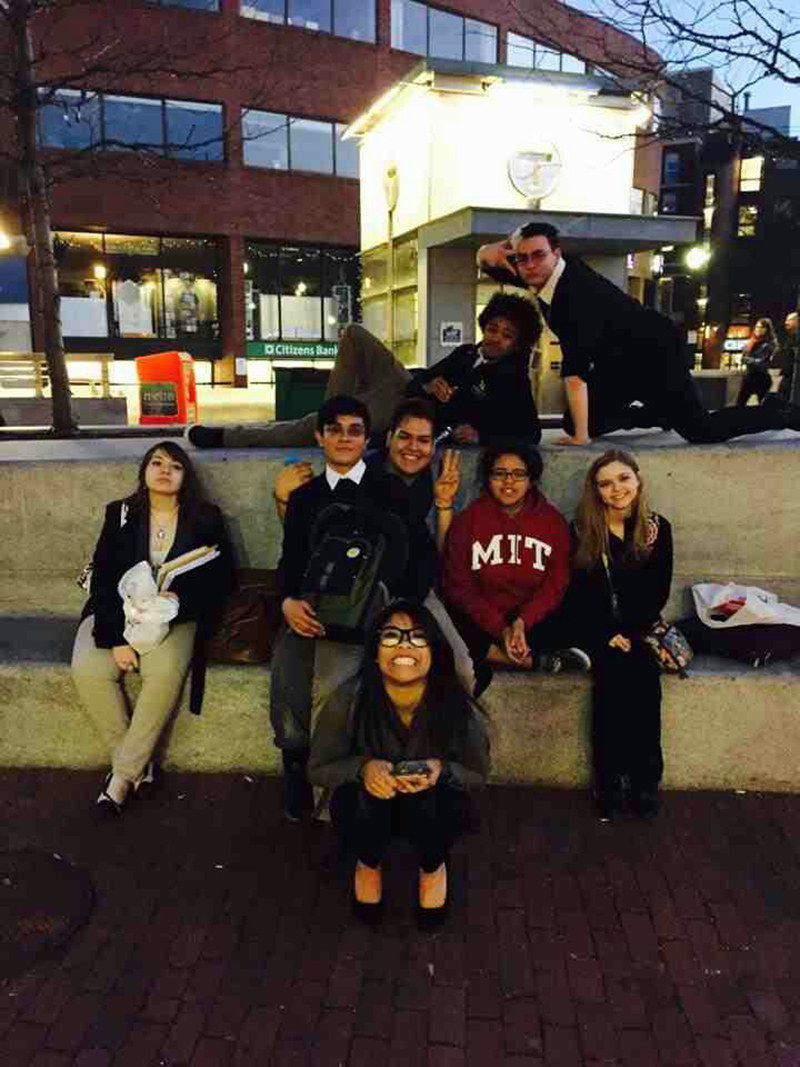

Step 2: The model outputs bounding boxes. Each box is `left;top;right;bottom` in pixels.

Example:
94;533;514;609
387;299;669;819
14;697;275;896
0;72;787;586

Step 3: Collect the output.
2;770;800;1066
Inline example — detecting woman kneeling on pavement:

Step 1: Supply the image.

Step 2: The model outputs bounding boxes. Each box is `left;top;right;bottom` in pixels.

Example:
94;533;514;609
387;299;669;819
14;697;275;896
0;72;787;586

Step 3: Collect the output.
442;440;589;689
71;441;233;816
309;599;490;924
569;449;673;822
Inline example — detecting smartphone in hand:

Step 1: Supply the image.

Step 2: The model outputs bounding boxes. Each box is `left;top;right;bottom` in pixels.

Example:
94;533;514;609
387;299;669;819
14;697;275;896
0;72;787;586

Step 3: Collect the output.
393;760;431;778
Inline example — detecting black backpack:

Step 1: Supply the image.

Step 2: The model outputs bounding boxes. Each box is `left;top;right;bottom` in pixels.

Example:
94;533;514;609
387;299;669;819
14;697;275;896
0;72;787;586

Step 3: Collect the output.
300;502;409;643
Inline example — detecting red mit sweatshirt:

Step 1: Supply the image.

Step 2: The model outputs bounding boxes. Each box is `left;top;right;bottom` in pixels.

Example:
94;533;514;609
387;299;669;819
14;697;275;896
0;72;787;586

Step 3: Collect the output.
443;490;570;638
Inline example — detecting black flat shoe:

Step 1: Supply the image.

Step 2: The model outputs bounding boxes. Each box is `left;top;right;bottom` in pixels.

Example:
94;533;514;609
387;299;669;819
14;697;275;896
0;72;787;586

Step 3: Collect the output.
133;761;160;796
593;789;624;823
96;774;124;818
631;789;659;820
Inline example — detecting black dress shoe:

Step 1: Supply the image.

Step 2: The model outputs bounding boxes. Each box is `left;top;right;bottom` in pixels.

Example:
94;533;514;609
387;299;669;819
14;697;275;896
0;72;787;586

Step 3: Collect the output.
351;893;384;926
630;789;659;820
593;789;624;823
185;425;224;449
282;750;314;821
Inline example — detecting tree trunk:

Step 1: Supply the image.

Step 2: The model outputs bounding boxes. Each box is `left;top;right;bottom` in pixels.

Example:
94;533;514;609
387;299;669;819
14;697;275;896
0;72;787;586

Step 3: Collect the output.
13;0;76;435
702;135;740;369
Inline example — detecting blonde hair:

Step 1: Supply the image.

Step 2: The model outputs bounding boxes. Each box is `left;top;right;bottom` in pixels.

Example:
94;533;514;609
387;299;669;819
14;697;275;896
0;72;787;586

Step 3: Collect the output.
573;449;652;571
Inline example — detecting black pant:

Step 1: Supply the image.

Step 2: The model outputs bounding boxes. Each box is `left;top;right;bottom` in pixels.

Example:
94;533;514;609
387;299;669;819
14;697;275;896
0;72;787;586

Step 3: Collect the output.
446;603;569;667
564;357;788;444
590;639;663;797
737;367;772;407
330;781;471;872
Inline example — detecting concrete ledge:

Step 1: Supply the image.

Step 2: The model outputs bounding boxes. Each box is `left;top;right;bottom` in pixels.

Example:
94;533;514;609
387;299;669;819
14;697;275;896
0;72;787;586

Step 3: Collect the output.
3;616;799;791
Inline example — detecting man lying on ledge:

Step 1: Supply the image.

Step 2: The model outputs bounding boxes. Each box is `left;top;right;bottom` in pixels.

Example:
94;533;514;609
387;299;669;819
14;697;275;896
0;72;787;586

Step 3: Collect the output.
478;221;800;445
186;292;543;449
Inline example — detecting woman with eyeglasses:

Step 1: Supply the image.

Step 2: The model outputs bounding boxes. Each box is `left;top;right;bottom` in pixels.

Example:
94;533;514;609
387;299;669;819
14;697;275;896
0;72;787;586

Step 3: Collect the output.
442;441;586;684
308;599;490;924
569;449;673;821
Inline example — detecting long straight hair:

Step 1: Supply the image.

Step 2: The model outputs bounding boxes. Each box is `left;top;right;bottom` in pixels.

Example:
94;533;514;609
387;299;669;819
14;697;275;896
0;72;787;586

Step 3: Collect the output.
573;449;651;571
124;440;205;526
356;599;481;757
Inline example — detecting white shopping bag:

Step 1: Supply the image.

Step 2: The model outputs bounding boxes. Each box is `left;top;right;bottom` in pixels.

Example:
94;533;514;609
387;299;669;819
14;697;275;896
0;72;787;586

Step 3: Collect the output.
118;561;180;653
692;582;800;629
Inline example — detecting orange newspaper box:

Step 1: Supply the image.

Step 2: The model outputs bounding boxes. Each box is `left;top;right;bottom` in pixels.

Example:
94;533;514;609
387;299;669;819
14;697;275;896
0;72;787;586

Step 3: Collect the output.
136;350;198;425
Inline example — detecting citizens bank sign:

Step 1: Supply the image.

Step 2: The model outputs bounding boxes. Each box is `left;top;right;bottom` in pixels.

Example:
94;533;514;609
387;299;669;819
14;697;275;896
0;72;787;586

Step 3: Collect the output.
247;340;338;359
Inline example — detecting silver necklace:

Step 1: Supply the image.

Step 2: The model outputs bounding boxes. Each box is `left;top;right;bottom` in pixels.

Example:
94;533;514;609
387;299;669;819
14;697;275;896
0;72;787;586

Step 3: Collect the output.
151;508;177;542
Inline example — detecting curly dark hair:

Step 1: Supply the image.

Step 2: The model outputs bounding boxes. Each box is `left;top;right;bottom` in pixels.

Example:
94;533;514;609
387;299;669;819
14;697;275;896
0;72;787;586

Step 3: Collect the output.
356;598;482;757
478;439;543;495
125;440;205;524
478;291;542;356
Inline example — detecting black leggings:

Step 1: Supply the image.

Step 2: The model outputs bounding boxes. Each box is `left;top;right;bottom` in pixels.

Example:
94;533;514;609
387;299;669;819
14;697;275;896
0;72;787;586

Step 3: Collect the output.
446;604;569;667
330;781;472;872
590;639;663;796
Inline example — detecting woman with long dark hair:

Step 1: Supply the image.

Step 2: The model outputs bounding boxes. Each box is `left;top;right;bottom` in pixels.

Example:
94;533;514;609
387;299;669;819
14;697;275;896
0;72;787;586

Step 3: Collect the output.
443;440;586;680
72;441;233;816
570;449;673;821
309;599;490;923
737;317;779;407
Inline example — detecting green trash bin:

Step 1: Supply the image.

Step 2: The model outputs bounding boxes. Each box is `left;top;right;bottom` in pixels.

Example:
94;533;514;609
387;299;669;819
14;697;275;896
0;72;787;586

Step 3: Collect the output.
274;367;330;420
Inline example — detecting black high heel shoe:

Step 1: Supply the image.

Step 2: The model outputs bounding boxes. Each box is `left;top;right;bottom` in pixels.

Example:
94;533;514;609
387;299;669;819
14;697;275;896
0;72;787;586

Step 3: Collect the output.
96;773;125;818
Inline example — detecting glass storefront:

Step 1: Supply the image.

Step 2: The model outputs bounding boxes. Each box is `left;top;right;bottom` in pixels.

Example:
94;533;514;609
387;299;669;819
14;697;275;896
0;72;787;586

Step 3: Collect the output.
361;234;418;366
245;240;360;354
54;231;220;353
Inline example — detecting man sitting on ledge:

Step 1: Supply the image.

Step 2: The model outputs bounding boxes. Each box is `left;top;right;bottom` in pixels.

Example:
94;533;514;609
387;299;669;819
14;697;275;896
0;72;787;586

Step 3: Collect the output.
185;292;543;449
478;222;800;446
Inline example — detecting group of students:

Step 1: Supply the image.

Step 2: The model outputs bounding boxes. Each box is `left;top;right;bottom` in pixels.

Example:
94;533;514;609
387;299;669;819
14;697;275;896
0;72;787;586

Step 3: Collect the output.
71;394;671;922
72;216;800;922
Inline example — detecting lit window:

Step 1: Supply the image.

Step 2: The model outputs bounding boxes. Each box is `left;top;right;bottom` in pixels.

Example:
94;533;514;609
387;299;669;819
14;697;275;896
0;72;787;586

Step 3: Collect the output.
243;110;357;177
242;110;289;169
739;156;764;193
291;118;333;174
738;204;759;237
335;124;359;179
704;173;715;208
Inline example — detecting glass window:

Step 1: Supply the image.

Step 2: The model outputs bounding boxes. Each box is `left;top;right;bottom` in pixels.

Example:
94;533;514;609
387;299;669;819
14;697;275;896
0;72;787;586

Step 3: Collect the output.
535;47;561;71
280;246;322;339
165;100;224;160
465;18;496;62
738;204;759;237
429;7;462;60
391;0;427;55
362;248;388;295
334;0;375;41
660;190;678;214
335;124;359;178
663;150;682;184
38;89;101;150
288;0;331;32
704;174;716;207
104;96;164;153
242;109;289;169
322;247;359;339
290;118;333;174
53;232;109;337
241;0;285;20
739;156;764;193
393;237;417;289
507;31;534;68
248;242;281;339
561;53;586;73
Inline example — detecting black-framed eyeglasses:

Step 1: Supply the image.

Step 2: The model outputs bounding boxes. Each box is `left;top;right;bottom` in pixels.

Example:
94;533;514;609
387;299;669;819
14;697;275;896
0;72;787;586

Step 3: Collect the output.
378;627;430;648
490;468;529;482
322;423;366;439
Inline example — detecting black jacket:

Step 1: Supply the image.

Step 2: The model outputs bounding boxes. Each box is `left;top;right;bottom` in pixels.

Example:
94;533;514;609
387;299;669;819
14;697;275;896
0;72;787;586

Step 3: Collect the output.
406;342;541;442
566;513;673;650
484;257;684;386
81;499;234;713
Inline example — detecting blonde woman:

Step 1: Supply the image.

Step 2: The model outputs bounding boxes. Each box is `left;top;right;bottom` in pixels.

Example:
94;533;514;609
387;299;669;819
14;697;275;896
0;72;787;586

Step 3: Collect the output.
570;450;673;821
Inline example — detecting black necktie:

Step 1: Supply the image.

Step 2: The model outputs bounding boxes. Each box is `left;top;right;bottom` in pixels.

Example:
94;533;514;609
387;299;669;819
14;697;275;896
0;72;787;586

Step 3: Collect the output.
538;298;550;324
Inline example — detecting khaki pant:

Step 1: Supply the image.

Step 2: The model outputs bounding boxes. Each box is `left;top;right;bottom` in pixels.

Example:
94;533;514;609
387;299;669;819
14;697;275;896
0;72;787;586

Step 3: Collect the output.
71;615;197;783
223;324;412;448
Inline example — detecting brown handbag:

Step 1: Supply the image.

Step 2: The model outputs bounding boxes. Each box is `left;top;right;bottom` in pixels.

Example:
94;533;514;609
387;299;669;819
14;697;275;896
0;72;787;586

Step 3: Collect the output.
207;568;283;664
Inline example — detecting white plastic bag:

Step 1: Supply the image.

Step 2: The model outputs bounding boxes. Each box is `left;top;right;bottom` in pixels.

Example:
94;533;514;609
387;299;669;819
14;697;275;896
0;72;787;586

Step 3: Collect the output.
692;582;800;629
118;561;180;653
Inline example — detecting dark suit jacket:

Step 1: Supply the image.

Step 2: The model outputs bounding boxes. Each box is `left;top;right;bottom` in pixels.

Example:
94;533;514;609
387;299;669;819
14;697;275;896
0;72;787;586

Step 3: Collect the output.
484;257;683;386
406;343;540;441
81;499;234;713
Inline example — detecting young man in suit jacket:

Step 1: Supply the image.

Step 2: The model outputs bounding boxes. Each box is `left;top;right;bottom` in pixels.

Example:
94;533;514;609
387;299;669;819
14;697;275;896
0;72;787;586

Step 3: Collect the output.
478;222;800;445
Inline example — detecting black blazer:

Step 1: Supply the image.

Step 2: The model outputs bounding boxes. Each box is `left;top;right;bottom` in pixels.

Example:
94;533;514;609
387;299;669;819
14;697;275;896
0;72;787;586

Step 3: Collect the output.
407;343;540;442
484;257;683;384
81;499;235;713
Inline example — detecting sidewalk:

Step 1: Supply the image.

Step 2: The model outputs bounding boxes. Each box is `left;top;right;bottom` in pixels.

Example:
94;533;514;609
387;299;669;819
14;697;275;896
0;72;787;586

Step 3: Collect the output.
2;771;800;1066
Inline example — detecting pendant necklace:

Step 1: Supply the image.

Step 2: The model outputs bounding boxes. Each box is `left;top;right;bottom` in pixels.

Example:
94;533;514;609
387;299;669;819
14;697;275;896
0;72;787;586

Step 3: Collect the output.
151;507;178;543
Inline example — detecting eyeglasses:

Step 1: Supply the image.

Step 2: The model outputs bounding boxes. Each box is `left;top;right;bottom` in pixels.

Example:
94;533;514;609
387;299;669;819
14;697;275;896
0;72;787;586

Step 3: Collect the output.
323;423;366;439
378;627;430;648
490;468;529;482
511;250;551;265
